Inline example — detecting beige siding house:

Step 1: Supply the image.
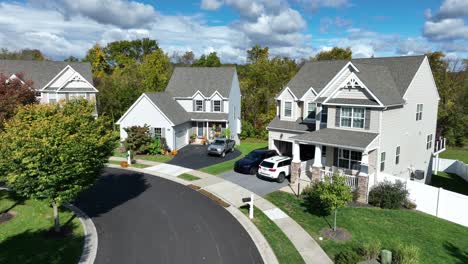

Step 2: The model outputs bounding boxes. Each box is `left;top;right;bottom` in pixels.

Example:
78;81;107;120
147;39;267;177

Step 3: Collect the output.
267;55;442;202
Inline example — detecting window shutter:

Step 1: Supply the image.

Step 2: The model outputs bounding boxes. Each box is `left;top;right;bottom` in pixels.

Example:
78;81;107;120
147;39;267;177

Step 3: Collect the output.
193;100;195;111
161;128;166;138
335;106;341;127
365;108;371;130
203;100;206;112
221;100;224;112
333;148;338;166
211;100;214;112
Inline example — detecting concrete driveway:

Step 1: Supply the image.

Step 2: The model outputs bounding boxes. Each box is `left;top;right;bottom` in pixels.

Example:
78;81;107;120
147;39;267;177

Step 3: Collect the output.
218;170;289;197
167;144;241;169
75;168;263;264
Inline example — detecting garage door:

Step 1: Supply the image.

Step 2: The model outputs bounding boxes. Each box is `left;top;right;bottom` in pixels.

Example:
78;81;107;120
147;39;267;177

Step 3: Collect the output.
274;140;292;157
175;129;187;150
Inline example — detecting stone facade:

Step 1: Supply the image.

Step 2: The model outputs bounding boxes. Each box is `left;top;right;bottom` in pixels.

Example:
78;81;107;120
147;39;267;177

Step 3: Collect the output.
356;175;369;203
291;161;301;184
311;166;321;183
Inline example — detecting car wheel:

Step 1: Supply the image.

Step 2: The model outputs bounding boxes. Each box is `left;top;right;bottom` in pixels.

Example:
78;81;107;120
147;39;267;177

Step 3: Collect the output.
249;167;258;175
221;152;226;158
277;173;285;183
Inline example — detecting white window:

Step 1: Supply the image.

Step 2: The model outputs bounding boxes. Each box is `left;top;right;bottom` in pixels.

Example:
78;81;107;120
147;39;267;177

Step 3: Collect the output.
213;100;221;112
154;128;162;139
341;107;365;128
321;105;328;123
380;152;386;171
426;134;433;150
306;102;316;119
416;104;423;121
284;101;292;117
69;93;86;100
395;146;400;165
195;100;203;111
338;149;362;170
48;93;57;104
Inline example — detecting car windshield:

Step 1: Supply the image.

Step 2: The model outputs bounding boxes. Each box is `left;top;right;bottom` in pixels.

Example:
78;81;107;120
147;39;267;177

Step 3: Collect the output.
213;140;225;145
245;152;262;160
260;161;274;168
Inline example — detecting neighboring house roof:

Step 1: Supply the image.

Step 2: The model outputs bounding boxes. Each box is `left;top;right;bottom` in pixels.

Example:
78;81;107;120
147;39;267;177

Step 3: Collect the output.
290;128;379;151
283;55;425;106
0;60;93;89
189;112;228;121
326;98;379;106
267;117;316;133
145;92;191;125
165;67;236;98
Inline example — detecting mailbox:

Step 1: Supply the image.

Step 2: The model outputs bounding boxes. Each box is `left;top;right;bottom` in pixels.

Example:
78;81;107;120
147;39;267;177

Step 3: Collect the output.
242;197;252;203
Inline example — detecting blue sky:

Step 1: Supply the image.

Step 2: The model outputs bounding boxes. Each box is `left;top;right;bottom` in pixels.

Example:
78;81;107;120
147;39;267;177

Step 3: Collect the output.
0;0;466;62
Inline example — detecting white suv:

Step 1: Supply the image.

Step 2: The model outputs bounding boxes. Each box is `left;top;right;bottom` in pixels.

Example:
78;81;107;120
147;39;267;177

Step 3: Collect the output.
258;156;291;183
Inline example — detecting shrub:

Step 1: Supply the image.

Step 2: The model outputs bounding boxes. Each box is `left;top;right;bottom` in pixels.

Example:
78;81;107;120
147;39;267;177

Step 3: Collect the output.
123;125;152;154
148;137;164;155
335;250;362;264
368;180;409;209
357;240;381;260
403;199;417;210
240;121;255;139
392;243;420;264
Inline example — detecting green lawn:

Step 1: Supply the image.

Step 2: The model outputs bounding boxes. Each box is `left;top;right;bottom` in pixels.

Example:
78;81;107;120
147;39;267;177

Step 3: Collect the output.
108;160;151;168
440;147;468;163
240;206;304;264
200;138;268;175
113;150;173;163
0;191;83;264
266;191;468;264
177;173;201;181
431;171;468;195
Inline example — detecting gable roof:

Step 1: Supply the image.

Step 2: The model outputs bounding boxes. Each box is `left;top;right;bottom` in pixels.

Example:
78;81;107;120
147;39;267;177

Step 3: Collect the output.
284;55;425;106
165;67;236;98
0;60;93;90
145;92;190;125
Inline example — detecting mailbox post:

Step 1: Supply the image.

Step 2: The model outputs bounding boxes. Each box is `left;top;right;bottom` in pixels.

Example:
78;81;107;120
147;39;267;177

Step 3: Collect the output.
127;150;132;165
242;194;254;219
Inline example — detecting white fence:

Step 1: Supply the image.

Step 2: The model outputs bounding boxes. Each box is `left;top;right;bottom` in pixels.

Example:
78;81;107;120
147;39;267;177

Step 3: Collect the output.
321;169;358;190
433;158;468;181
374;173;468;228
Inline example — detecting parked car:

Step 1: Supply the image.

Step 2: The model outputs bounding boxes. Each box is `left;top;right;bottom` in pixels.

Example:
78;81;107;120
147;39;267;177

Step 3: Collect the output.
258;156;291;183
207;138;235;157
234;149;278;175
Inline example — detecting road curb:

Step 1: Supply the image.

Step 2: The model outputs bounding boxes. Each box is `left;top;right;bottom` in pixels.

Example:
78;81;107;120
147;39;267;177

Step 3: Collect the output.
64;204;98;264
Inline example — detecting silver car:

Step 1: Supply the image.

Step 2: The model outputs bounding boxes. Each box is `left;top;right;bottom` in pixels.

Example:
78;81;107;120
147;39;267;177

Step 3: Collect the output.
207;138;235;157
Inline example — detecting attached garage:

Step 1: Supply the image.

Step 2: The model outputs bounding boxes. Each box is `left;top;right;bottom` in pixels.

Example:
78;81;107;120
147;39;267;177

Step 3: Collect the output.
274;140;292;157
175;128;187;150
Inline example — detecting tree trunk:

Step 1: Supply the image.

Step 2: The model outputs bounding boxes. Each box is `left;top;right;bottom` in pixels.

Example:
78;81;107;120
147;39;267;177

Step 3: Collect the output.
52;201;60;232
334;209;337;232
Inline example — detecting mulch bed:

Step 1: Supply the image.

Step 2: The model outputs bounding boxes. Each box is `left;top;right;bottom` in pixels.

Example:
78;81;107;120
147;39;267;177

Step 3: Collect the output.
0;211;16;224
320;227;352;242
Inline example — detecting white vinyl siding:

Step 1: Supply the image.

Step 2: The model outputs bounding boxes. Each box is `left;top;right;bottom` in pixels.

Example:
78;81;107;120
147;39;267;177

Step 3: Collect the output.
340;107;365;128
48;93;57;104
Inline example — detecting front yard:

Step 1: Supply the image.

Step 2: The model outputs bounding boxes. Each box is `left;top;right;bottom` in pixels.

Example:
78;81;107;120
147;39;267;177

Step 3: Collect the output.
0;191;84;264
266;191;468;264
200;138;267;175
113;150;173;163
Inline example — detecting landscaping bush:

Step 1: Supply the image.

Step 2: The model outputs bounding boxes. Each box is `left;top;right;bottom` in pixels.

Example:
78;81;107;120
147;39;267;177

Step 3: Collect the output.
148;137;164;155
392;243;420;264
123;125;152;154
357;240;381;260
368;180;409;209
335;250;362;264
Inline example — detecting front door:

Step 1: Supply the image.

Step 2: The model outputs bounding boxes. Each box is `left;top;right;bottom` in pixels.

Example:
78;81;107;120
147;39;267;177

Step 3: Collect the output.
197;122;204;137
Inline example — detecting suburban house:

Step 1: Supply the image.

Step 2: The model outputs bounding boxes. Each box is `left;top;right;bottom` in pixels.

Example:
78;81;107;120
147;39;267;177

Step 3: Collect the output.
0;60;97;107
116;67;242;151
267;55;442;202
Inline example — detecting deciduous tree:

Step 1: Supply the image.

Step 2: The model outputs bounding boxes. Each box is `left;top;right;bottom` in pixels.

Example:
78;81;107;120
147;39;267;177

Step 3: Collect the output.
0;73;36;129
311;47;352;61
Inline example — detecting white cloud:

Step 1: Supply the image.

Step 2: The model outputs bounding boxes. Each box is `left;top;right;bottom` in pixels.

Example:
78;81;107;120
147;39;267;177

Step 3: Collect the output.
437;0;468;19
201;0;223;11
299;0;350;11
30;0;157;29
424;18;468;41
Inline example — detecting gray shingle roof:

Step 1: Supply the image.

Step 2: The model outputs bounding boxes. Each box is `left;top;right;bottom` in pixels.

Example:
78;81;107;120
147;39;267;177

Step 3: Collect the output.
0;60;93;90
188;112;228;121
267;117;316;132
165;67;236;98
326;98;379;106
284;55;425;106
290;128;379;151
145;92;190;125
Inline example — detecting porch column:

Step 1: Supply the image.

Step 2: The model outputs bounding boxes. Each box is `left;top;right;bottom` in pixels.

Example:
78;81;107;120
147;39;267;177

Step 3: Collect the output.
291;142;301;184
206;121;208;138
311;144;322;183
315;104;322;131
357;151;369;203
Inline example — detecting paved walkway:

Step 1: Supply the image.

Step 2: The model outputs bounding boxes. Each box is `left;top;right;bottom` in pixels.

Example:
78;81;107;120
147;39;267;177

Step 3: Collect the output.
109;157;332;264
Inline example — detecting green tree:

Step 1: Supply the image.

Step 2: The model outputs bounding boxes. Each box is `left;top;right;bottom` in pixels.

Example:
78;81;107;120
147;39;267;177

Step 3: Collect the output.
0;73;36;129
247;45;269;63
0;100;116;232
64;56;79;62
83;44;110;79
311;47;352;61
302;174;352;231
104;38;159;68
123;125;152;154
0;48;45;60
193;52;221;67
139;49;173;91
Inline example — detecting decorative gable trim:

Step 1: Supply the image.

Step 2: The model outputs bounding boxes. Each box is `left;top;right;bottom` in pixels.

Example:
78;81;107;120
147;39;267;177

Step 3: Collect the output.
116;94;175;126
314;61;359;99
275;87;298;101
208;90;226;100
299;87;317;101
40;65;98;92
191;90;207;99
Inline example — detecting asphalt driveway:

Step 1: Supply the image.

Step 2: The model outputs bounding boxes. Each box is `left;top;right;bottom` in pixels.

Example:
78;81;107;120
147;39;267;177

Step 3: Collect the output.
218;170;289;197
168;144;241;169
74;168;263;264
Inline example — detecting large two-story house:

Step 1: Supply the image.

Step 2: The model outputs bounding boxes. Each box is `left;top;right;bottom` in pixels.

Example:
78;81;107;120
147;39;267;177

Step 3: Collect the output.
117;67;242;151
0;60;97;105
267;55;441;202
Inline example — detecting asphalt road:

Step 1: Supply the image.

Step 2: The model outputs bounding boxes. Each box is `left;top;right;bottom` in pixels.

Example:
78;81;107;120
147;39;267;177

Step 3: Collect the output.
75;168;263;264
167;144;241;169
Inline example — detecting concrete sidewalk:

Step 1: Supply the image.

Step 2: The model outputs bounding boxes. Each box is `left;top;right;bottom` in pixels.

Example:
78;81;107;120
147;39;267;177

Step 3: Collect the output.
110;156;162;166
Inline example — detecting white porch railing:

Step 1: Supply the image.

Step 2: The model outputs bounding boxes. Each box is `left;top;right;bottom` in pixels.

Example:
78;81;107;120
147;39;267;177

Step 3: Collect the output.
320;169;358;190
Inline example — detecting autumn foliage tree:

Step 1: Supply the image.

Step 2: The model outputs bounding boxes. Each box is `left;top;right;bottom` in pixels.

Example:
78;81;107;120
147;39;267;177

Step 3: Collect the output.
0;73;36;129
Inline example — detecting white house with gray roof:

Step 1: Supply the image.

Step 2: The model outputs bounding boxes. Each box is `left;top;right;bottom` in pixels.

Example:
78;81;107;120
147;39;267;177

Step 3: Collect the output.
0;60;97;107
116;67;241;151
267;55;442;202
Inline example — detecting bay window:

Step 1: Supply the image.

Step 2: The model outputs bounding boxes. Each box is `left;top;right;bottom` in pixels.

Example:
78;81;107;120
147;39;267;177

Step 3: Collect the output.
341;107;365;128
